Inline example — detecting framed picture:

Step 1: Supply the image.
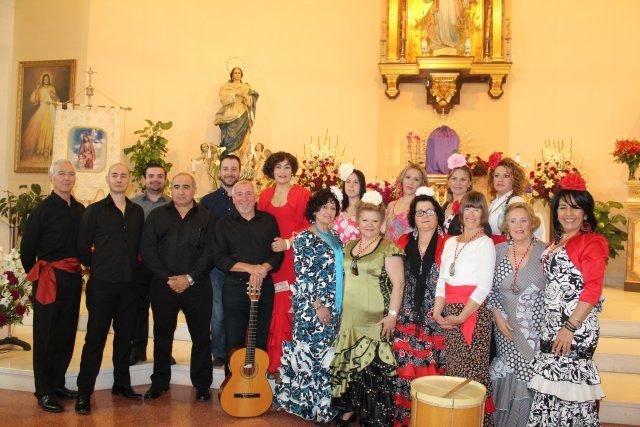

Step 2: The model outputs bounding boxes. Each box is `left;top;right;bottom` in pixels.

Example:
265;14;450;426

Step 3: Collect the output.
14;59;76;173
68;127;108;173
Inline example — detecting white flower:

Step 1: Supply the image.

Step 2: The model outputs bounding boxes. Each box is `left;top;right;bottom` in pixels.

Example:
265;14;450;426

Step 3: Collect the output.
338;163;355;181
329;186;343;203
415;186;435;197
361;190;383;206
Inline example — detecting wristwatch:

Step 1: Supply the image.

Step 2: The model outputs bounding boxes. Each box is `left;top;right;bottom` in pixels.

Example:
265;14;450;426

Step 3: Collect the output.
388;310;398;317
186;274;195;286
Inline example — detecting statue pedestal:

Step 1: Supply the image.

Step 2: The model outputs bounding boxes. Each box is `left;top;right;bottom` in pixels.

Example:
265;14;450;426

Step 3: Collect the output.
624;181;640;292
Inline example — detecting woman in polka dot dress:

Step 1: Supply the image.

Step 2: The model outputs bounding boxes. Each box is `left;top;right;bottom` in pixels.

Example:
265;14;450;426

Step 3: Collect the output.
333;167;366;244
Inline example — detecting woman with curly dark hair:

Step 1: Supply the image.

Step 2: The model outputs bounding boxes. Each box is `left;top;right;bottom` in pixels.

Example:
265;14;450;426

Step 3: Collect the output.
528;174;607;426
258;151;311;377
487;155;528;240
274;188;343;423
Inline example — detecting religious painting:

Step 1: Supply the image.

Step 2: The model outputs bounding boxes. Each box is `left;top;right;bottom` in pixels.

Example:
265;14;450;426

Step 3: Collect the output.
14;59;76;173
68;127;107;173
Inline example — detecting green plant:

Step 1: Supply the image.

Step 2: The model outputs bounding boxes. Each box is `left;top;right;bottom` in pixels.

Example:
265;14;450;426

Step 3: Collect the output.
0;184;47;239
124;119;173;189
594;201;628;262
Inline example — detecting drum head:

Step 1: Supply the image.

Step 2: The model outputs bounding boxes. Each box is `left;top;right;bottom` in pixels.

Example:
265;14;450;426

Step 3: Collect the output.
411;376;486;409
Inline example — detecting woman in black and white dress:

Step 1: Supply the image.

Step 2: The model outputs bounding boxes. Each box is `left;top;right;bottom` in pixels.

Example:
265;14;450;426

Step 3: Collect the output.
527;174;608;426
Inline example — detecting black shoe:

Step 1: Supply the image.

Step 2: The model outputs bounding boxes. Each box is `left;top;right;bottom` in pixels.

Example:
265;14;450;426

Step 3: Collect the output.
55;386;78;400
335;412;357;427
170;356;177;365
195;388;211;402
75;395;91;415
129;347;147;366
144;384;169;400
212;357;225;367
111;385;142;400
37;394;63;413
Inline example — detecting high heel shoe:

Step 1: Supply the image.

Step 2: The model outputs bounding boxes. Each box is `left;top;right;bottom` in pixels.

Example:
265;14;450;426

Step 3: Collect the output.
335;411;357;426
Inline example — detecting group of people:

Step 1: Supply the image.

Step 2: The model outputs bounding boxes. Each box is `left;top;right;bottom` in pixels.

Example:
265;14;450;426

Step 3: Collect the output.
20;150;608;427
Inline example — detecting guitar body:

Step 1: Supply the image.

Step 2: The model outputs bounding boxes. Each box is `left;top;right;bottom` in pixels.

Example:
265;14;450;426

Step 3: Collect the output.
219;346;272;417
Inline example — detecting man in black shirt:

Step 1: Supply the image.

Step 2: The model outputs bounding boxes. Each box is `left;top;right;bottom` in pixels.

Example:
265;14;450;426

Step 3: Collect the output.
214;180;283;362
20;159;85;413
140;173;216;402
75;163;145;414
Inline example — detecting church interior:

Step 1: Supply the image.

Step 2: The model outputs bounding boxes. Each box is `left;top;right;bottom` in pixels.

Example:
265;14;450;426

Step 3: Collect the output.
1;1;640;426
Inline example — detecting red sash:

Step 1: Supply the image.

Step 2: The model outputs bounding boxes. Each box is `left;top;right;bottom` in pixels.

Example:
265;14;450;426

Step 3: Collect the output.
27;258;81;305
444;284;477;346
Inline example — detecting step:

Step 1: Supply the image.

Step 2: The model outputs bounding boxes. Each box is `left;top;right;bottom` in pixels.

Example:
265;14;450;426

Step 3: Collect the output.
600;372;640;425
595;337;640;374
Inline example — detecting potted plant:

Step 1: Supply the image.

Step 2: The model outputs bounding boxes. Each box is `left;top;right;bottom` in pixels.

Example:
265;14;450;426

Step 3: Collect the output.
594;201;628;263
612;139;640;180
0;184;47;248
123;120;173;190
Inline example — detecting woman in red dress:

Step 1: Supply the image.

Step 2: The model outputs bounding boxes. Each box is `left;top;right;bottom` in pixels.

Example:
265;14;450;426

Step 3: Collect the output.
258;151;311;376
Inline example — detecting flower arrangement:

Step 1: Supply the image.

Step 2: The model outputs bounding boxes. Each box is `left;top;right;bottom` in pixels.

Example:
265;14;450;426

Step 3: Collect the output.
464;154;490;177
529;160;581;203
612;139;640;179
0;248;32;328
297;155;341;193
366;180;400;205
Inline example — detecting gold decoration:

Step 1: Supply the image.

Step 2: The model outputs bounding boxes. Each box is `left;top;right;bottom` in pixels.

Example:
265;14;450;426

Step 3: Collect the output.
379;0;511;110
428;73;459;111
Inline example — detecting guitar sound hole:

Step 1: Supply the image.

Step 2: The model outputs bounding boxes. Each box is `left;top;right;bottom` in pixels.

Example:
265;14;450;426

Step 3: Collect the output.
241;364;257;378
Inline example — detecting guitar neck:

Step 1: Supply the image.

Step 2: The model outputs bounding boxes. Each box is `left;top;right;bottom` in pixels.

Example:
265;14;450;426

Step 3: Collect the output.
245;299;259;365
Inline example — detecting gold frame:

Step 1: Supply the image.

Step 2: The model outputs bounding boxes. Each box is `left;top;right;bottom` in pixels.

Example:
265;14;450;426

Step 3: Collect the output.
14;59;76;173
379;0;510;112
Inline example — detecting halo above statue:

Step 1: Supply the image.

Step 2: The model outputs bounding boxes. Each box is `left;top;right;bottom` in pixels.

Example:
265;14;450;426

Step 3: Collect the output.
225;56;248;73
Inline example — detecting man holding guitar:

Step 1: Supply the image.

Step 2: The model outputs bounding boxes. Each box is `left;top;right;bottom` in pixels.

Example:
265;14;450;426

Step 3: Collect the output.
214;180;283;416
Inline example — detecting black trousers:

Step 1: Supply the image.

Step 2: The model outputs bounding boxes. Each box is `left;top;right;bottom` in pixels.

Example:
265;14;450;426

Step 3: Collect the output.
32;271;82;396
76;277;137;395
223;275;274;357
150;278;213;390
131;265;152;353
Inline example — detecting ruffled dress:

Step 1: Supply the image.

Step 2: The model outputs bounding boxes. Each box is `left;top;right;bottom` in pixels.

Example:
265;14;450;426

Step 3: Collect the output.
330;239;404;427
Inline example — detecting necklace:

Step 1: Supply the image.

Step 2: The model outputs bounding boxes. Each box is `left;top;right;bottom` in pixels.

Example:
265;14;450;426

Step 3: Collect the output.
449;229;484;276
509;239;534;294
417;231;434;276
351;236;381;276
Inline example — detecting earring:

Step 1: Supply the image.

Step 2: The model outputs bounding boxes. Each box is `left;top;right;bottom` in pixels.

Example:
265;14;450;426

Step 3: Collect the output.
412;229;419;239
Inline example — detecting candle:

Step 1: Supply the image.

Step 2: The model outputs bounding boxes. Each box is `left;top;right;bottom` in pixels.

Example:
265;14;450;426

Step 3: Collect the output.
191;159;196;174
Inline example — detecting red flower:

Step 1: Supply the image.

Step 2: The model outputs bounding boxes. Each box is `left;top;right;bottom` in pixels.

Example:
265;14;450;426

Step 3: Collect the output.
15;304;26;316
0;313;7;327
487;152;503;169
9;290;20;301
5;271;18;285
452;200;461;215
558;173;586;191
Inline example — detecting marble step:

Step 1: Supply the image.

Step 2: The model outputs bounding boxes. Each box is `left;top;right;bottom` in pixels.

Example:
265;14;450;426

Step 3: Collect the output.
595;337;640;375
600;372;640;426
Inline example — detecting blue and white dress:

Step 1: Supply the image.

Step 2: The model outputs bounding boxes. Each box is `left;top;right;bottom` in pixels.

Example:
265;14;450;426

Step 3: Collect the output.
274;228;343;423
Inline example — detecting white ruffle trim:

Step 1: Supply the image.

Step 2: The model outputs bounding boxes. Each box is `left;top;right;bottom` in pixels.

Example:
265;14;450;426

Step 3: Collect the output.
528;375;605;402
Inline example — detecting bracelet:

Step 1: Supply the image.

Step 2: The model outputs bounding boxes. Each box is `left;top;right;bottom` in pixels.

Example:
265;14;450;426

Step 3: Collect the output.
564;321;577;333
388;310;398;317
570;315;582;326
285;238;291;250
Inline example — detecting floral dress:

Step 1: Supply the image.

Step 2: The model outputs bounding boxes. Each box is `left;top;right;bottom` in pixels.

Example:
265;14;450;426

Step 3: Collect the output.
333;211;360;244
528;233;608;427
275;230;342;423
385;203;411;244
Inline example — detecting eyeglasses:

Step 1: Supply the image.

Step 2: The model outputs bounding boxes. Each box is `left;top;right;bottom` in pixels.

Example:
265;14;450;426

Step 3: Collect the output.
415;209;436;217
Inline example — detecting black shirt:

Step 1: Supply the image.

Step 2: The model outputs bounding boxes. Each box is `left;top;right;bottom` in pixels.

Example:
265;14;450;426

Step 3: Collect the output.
199;187;237;219
214;210;283;279
20;192;85;273
140;202;217;285
77;194;144;283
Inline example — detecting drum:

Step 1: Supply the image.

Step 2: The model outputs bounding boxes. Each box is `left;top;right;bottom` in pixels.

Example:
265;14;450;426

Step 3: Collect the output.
410;376;486;427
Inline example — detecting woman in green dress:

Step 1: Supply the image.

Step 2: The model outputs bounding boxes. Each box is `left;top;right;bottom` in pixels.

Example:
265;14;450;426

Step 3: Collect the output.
330;190;406;427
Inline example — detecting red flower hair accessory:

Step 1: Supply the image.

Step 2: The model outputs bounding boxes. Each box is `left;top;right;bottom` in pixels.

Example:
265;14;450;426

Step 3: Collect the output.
487;152;503;169
558;173;586;191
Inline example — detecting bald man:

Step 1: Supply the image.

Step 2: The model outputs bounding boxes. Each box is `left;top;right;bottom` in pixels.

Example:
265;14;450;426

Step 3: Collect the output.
75;163;145;414
140;173;216;401
21;159;85;413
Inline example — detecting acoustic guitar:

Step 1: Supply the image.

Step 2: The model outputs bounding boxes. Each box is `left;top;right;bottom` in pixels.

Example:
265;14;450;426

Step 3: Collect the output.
219;284;272;417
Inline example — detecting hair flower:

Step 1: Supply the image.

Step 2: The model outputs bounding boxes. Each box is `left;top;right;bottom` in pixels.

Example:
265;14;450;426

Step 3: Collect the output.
338;163;355;181
558;173;586;191
329;186;343;203
447;153;467;170
415;186;435;197
361;190;383;206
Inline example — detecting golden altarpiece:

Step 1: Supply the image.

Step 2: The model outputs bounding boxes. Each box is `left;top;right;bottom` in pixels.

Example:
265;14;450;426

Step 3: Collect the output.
379;0;511;112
